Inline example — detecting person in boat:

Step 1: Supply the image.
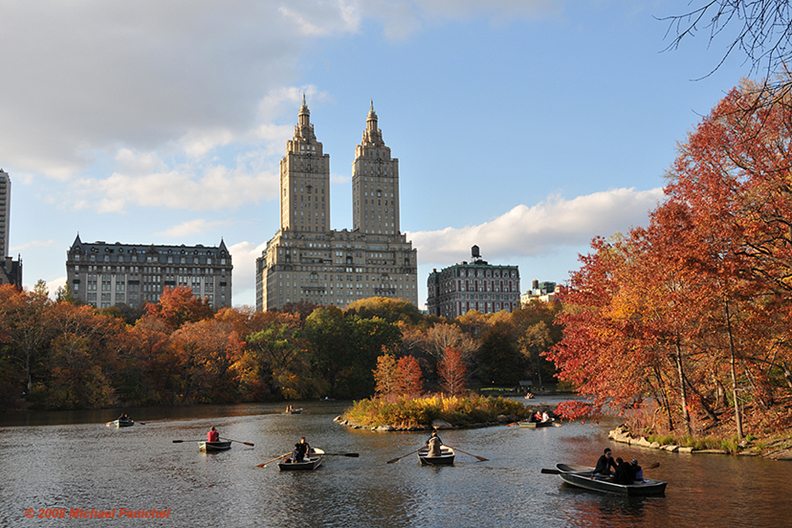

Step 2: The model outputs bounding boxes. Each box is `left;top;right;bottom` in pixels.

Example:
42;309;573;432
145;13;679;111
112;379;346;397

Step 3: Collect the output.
541;411;551;422
612;457;636;484
293;437;311;462
531;411;542;423
117;413;130;422
207;426;219;443
427;434;443;457
426;431;442;445
594;448;617;476
631;459;643;481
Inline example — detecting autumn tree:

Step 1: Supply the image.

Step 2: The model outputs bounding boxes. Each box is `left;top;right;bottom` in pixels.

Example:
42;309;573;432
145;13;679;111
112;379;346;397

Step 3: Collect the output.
143;286;214;331
0;284;54;397
395;355;424;397
550;78;792;439
373;353;399;399
438;346;467;396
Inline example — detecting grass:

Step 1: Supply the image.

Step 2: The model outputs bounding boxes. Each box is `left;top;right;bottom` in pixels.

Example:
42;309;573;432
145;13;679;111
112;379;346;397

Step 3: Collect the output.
343;393;530;429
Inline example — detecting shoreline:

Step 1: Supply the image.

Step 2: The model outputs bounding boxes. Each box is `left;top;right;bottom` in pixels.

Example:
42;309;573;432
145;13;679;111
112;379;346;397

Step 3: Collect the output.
608;426;792;461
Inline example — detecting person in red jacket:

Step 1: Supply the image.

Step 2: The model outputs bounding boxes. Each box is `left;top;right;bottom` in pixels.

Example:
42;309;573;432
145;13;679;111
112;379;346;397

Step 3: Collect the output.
207;426;220;443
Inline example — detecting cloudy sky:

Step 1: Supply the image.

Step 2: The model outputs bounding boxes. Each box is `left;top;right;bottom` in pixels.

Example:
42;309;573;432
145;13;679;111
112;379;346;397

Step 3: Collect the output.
2;1;751;308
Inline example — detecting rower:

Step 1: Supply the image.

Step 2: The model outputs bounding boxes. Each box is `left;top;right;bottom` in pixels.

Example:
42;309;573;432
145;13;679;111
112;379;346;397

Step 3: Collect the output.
207;426;219;443
293;437;311;462
426;431;442;445
427;434;443;457
594;448;617;476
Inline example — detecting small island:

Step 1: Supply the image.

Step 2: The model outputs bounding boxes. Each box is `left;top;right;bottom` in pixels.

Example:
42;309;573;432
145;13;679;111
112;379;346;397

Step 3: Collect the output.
335;393;555;431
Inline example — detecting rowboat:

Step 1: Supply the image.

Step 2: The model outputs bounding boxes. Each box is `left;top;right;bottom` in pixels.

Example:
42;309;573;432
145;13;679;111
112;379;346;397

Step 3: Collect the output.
278;448;324;470
555;464;667;496
418;446;455;465
107;419;134;427
282;408;303;414
198;441;232;452
519;420;556;428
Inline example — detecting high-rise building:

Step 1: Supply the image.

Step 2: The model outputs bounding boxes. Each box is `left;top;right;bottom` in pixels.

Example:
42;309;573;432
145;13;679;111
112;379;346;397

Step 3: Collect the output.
66;235;233;309
0;169;22;287
0;169;9;258
426;245;520;319
256;99;418;311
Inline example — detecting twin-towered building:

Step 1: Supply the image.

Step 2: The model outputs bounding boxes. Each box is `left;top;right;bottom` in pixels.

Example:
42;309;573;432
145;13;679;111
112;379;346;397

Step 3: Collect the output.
255;98;418;311
58;100;527;315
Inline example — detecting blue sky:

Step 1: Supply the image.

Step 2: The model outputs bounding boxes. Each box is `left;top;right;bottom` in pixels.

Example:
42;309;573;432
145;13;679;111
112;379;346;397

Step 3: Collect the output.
1;1;752;308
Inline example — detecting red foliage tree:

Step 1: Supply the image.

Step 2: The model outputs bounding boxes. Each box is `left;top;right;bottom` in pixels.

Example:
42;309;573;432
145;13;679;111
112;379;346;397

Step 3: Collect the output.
396;355;423;397
438;346;467;396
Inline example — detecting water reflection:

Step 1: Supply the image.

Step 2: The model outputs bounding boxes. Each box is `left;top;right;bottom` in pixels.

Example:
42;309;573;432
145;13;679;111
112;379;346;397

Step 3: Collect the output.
0;399;790;527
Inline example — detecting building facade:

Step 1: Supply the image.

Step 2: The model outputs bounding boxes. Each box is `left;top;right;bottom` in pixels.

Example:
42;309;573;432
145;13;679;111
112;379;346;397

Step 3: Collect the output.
0;169;23;287
426;246;520;319
66;235;233;309
0;256;22;288
521;280;559;304
0;169;9;259
256;99;418;311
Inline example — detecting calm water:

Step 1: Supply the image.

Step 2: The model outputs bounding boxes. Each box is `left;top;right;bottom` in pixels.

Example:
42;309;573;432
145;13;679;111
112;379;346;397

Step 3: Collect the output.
1;398;790;527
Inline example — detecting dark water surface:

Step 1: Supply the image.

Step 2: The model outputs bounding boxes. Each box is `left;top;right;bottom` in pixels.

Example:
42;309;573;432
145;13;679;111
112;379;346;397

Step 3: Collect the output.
1;398;790;527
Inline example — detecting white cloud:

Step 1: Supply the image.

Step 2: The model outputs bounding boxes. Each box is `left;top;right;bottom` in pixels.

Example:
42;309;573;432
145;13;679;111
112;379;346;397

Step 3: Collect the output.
409;187;664;265
72;165;279;213
155;219;232;238
0;2;352;177
228;240;268;308
10;239;57;252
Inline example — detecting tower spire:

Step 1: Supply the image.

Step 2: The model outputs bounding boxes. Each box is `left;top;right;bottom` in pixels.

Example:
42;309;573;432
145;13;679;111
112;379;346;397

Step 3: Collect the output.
363;100;383;147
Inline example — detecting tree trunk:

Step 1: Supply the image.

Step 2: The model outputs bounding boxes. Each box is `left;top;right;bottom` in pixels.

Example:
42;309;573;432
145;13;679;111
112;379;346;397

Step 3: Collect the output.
674;338;692;436
724;301;744;440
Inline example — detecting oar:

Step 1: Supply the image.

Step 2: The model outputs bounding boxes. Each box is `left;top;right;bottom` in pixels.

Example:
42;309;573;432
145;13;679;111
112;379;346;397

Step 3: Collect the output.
541;468;587;475
220;437;255;447
386;447;422;464
256;452;292;468
172;439;205;443
444;445;488;462
322;452;359;457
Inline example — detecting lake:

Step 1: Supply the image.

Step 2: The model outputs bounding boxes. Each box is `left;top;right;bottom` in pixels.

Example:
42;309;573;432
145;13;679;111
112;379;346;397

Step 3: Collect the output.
1;397;789;527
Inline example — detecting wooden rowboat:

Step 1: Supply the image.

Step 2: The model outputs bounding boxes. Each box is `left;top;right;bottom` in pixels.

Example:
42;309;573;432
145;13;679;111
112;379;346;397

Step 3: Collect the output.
519;420;556;428
418;446;455;466
281;408;303;414
555;464;667;496
107;419;134;427
198;441;232;452
278;448;324;470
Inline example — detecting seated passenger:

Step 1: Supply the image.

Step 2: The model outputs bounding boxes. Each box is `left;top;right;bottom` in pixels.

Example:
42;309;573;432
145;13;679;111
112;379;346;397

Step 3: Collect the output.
631;459;643;481
594;448;617;476
613;457;636;484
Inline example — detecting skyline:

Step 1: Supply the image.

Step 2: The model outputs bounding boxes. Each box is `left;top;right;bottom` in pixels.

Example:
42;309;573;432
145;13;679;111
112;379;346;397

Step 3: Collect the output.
1;1;754;308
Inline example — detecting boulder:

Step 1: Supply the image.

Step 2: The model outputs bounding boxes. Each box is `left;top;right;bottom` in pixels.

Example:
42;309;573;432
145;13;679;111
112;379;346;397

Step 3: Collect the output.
431;419;453;430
